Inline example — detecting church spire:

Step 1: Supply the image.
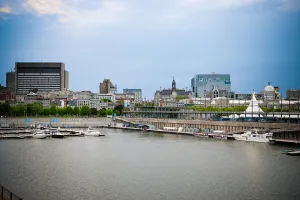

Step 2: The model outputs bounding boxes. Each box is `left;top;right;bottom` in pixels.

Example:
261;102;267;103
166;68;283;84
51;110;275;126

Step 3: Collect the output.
172;76;176;90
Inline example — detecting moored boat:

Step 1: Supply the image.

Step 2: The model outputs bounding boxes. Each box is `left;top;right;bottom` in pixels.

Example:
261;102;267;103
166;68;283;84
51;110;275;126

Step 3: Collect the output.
33;130;47;139
234;129;273;143
81;127;105;137
50;130;64;138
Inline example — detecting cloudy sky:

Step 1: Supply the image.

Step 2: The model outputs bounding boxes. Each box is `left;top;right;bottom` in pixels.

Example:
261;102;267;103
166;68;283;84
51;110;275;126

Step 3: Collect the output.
0;0;299;98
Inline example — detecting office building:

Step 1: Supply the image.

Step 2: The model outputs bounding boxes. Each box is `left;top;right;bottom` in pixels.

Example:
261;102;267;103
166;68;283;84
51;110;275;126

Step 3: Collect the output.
286;89;300;100
6;72;15;93
15;62;69;95
123;88;142;103
191;73;231;98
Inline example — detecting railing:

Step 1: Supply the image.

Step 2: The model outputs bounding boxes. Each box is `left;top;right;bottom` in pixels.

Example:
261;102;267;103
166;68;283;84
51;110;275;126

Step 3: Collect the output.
0;184;22;200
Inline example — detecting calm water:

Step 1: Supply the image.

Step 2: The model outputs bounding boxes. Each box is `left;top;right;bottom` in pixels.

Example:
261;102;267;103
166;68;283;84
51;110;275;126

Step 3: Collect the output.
0;129;300;200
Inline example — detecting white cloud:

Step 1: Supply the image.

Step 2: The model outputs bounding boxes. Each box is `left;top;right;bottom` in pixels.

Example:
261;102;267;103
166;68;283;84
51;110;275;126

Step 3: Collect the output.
0;5;12;13
22;0;130;26
24;0;63;15
180;0;265;9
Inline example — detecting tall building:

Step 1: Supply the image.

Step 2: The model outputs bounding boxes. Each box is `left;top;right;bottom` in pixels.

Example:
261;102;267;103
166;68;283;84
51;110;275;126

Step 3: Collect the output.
99;79;117;94
286;89;300;100
15;62;68;95
6;72;15;93
191;73;231;98
123;89;142;103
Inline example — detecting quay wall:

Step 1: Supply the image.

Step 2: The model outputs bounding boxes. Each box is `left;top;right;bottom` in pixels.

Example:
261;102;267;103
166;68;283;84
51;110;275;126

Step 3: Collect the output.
0;117;113;128
119;117;300;132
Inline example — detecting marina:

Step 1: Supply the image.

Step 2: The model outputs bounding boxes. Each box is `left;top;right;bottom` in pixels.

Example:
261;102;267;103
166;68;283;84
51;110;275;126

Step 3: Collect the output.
1;128;300;200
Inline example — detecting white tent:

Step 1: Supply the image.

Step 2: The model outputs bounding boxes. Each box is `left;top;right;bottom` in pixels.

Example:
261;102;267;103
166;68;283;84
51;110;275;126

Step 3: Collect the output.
243;92;264;117
211;100;216;106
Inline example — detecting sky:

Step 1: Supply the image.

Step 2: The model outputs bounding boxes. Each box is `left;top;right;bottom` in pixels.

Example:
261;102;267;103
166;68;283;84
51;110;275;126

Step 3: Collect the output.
0;0;300;99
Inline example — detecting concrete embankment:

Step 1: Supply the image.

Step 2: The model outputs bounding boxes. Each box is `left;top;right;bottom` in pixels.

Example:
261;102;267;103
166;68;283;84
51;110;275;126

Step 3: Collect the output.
0;117;114;128
117;117;300;132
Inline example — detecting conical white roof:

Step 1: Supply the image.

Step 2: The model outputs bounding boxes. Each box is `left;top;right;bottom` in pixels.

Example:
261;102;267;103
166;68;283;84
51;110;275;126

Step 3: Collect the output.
244;92;264;116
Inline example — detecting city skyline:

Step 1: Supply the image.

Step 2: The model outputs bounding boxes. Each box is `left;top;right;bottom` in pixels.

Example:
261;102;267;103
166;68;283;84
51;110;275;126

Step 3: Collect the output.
1;0;300;98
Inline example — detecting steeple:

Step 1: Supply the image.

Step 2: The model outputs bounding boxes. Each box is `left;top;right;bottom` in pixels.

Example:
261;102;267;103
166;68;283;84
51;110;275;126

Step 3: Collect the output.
172;76;176;90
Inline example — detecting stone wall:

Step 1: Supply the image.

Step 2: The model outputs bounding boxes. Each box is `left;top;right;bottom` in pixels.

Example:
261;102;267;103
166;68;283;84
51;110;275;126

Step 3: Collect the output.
120;117;300;133
0;117;113;128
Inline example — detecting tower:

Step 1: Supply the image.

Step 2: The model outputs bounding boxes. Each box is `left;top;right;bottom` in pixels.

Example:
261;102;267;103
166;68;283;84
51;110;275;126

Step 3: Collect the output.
172;76;176;91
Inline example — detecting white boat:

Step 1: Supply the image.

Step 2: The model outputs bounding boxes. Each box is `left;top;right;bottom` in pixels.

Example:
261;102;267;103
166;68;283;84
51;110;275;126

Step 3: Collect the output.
234;129;273;143
245;129;273;143
212;130;227;139
33;130;47;139
50;130;65;138
82;127;104;137
233;133;248;141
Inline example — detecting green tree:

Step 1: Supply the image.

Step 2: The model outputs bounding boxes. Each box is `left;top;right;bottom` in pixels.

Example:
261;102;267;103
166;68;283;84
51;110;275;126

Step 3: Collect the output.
57;108;65;116
176;96;188;102
107;109;113;115
135;102;142;107
49;105;57;115
0;103;11;116
91;108;97;116
16;105;26;116
74;106;80;116
114;110;120;116
43;108;50;116
98;109;107;117
146;102;154;107
9;106;17;116
100;98;112;103
81;106;91;116
65;106;73;115
32;103;43;116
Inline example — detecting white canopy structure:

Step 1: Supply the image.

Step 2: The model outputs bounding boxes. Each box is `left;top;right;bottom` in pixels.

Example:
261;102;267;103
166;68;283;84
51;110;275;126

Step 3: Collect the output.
243;92;264;117
211;100;216;105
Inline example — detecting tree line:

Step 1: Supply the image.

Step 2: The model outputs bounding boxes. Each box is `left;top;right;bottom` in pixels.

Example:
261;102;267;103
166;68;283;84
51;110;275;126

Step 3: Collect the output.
0;102;122;117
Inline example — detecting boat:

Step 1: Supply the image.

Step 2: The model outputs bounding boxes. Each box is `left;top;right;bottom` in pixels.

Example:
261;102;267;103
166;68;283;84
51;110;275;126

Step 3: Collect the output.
233;132;248;141
282;148;300;154
33;130;47;139
50;130;65;138
245;129;273;143
234;129;273;143
81;127;105;137
286;151;300;156
226;134;235;140
211;130;227;139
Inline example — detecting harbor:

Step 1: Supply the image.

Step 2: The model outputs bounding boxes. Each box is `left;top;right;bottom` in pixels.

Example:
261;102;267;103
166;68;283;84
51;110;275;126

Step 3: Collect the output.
1;128;300;200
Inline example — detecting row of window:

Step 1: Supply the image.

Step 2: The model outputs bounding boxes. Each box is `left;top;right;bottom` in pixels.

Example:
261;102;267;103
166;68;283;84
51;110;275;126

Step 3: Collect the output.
18;73;60;75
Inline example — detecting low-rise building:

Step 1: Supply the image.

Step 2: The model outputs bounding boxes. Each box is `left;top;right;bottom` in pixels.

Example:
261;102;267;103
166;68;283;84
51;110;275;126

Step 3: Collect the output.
75;99;90;108
93;93;116;103
154;77;191;107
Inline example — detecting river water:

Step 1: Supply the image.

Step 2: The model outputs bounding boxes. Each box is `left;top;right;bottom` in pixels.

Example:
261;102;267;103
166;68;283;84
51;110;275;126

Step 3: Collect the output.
0;129;299;200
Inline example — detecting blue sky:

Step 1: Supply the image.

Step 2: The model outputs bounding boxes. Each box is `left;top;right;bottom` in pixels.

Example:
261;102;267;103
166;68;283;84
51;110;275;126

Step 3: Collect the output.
0;0;300;99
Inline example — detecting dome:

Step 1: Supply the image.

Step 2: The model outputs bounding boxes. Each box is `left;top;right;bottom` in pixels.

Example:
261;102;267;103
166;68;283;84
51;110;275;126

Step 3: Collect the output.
264;82;274;92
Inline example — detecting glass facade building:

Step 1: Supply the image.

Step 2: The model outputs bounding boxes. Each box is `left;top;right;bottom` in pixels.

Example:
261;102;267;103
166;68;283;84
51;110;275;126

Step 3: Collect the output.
15;62;69;95
123;89;142;103
191;73;231;98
